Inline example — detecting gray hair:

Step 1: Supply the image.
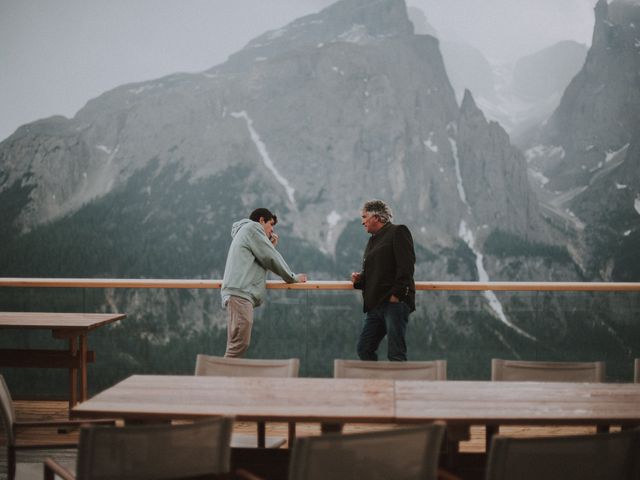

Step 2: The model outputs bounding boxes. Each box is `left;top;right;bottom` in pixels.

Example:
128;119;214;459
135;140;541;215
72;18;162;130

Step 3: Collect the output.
362;199;393;224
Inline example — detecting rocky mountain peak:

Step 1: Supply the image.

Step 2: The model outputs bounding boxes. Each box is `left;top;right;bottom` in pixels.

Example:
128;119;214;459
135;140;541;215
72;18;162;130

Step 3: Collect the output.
221;0;413;73
459;89;484;120
592;0;640;54
455;89;544;243
593;0;608;39
315;0;414;36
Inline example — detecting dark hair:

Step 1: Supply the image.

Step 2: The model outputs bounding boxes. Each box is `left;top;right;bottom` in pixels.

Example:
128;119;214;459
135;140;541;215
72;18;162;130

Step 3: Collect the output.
249;208;278;225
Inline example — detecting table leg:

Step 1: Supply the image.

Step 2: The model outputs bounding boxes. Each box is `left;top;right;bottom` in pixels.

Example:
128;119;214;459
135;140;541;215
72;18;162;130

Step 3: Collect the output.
288;422;296;447
79;334;88;402
486;425;498;452
257;421;266;448
68;337;78;409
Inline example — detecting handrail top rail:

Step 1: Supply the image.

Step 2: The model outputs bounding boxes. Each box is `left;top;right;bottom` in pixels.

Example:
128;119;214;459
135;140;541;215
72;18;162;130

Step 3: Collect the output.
1;277;639;292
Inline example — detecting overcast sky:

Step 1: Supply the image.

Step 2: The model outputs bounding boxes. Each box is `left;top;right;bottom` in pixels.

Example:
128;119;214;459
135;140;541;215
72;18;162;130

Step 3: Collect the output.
0;0;597;141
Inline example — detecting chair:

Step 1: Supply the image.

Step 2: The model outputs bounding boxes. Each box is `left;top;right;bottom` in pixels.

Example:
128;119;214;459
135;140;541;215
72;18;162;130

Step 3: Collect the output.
0;375;114;480
333;359;447;380
195;354;299;448
485;429;640;480
289;423;447;480
333;359;468;464
44;417;233;480
635;358;639;383
491;359;605;382
488;359;606;450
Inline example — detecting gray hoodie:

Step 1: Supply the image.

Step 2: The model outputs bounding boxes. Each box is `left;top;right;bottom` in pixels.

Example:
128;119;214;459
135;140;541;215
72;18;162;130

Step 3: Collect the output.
220;219;301;307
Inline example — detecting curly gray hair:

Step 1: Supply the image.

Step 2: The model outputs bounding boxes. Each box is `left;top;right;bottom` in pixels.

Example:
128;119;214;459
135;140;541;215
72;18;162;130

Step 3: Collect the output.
362;199;393;224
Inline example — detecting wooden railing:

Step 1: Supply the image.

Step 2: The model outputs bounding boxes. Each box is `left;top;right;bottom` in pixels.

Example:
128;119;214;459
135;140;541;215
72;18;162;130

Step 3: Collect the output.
1;277;640;291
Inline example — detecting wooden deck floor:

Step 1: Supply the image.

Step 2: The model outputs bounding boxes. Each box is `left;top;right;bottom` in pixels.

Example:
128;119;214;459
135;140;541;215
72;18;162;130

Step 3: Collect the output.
1;400;601;480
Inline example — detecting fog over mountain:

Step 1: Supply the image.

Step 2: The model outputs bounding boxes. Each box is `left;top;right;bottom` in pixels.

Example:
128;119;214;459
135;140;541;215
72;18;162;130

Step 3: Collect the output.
404;5;590;135
410;0;595;62
477;41;588;137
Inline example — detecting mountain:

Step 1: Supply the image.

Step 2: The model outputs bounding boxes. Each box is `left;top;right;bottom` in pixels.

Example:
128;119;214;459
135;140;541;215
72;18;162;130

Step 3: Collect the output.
519;0;640;280
0;0;553;274
3;0;615;392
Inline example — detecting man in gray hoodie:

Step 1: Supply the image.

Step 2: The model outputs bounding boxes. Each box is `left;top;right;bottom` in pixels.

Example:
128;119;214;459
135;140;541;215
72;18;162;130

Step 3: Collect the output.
221;208;307;357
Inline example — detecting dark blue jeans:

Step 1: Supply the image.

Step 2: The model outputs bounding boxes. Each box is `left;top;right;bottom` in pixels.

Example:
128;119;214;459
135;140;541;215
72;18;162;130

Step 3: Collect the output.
357;301;410;361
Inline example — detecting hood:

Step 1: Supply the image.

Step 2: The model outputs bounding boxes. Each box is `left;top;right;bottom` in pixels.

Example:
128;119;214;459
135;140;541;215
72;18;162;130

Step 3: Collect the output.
230;218;253;238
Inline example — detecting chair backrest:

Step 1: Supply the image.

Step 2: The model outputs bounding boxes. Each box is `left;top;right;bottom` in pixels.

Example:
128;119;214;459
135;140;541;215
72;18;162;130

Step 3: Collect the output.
289;423;446;480
195;354;300;377
0;375;16;446
635;358;640;383
333;359;447;380
75;417;233;480
485;429;640;480
491;359;605;382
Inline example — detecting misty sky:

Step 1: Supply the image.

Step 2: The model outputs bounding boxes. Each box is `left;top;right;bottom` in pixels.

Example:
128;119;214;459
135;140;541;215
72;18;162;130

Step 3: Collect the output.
0;0;597;141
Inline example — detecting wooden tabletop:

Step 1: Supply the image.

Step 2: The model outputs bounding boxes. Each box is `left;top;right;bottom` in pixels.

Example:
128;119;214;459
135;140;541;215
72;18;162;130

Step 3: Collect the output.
395;380;640;426
73;375;396;423
73;376;640;427
0;312;126;331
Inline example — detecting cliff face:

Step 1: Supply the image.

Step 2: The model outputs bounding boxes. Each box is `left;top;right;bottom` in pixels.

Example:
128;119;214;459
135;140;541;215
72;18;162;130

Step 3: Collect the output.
456;90;543;241
522;0;640;279
539;0;640;188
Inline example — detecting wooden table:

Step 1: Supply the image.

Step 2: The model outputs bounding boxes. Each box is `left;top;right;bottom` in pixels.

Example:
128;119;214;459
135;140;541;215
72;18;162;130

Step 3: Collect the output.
0;312;126;408
72;376;640;478
73;376;640;432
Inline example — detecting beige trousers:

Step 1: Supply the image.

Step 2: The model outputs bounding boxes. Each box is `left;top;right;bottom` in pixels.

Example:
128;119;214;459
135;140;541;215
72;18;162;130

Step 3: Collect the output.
224;295;254;357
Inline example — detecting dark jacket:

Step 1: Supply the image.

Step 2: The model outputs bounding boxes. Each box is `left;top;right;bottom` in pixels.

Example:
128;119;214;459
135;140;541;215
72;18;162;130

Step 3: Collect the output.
353;222;416;312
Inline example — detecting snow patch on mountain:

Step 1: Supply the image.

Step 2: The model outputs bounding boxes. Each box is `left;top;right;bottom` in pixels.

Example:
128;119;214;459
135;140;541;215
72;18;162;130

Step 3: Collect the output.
231;111;296;206
459;220;537;341
448;137;468;208
424;132;438;153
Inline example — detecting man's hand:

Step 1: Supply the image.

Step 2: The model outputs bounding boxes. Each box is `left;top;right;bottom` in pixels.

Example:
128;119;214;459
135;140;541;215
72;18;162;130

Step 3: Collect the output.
351;272;361;284
389;294;400;303
269;232;279;247
297;273;308;283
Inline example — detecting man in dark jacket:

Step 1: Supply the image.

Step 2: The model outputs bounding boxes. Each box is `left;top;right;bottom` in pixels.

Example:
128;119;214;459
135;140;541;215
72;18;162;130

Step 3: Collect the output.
351;200;416;361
